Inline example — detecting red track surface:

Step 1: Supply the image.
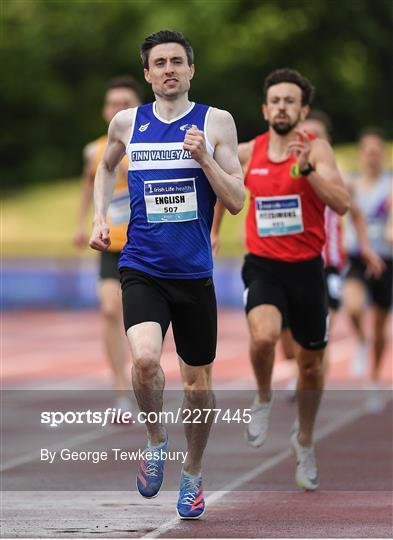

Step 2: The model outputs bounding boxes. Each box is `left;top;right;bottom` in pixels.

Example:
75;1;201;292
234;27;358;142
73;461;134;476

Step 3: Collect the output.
2;309;393;538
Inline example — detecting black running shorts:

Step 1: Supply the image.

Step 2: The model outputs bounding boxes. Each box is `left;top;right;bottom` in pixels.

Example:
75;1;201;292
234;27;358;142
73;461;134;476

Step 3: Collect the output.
99;251;121;280
242;253;329;350
120;267;217;366
345;256;393;310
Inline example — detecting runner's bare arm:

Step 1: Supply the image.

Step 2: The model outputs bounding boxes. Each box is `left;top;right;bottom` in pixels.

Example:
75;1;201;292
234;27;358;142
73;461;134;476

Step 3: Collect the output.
183;109;245;215
73;141;97;248
210;201;226;255
288;131;350;215
238;140;254;173
310;140;350;215
89;108;134;251
209;139;254;253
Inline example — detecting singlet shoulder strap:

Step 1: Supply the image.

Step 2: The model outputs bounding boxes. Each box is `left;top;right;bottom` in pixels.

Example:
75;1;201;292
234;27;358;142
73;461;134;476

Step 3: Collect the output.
245;133;268;178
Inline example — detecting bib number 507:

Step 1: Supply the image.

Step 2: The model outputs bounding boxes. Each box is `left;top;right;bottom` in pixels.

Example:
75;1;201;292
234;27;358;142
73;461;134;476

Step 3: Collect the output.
164;207;178;213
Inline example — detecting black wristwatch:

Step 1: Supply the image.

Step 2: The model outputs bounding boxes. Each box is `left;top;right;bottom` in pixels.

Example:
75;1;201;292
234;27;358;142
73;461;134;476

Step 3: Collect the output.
300;163;315;176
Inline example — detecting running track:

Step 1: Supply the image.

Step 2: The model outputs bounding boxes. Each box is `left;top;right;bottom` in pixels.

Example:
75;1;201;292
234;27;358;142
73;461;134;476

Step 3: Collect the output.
2;309;392;538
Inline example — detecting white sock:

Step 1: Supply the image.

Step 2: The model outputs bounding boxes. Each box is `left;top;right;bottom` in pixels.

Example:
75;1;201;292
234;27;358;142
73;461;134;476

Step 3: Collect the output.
182;469;201;480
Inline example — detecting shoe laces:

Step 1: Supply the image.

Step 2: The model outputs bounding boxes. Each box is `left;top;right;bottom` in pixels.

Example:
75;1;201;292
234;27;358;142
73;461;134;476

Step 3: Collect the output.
145;459;160;477
180;476;201;506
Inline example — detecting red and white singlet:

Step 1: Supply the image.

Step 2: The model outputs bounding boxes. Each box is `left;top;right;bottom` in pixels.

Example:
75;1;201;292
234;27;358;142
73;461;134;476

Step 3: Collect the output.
245;132;326;262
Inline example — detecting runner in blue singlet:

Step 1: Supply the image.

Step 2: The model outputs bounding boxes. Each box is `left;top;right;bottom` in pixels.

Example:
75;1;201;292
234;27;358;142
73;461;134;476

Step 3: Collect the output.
89;30;245;519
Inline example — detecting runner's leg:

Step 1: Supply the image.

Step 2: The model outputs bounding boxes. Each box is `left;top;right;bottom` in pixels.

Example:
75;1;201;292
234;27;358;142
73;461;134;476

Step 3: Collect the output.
128;321;167;445
296;347;324;447
343;277;367;343
247;305;282;402
371;306;389;382
99;278;130;395
179;359;215;476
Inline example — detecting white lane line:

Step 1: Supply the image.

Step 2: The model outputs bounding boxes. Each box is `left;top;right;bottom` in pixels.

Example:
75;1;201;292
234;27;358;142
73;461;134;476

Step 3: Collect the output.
2;335;383;471
142;400;385;539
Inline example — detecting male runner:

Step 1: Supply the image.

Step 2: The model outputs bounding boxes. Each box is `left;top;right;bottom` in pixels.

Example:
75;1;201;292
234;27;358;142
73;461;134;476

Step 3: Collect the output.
89;30;244;518
343;129;392;410
238;68;350;490
281;111;384;394
73;77;142;410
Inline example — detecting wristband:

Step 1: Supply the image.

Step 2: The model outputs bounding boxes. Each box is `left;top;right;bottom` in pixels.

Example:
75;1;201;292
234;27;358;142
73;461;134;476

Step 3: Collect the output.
300;163;315;176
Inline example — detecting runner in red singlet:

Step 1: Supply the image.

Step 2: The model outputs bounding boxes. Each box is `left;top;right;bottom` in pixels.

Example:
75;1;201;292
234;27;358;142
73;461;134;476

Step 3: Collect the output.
239;69;350;491
281;111;384;395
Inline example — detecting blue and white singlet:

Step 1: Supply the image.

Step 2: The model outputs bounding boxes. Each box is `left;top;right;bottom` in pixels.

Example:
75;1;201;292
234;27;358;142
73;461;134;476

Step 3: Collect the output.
344;172;392;259
119;102;217;279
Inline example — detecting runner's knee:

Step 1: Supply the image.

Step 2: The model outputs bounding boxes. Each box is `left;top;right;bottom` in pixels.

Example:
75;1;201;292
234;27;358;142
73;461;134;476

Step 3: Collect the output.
183;383;213;407
102;305;121;324
343;283;364;315
183;368;209;389
183;367;212;398
251;331;279;354
101;297;121;323
346;302;363;319
298;356;323;379
133;350;160;379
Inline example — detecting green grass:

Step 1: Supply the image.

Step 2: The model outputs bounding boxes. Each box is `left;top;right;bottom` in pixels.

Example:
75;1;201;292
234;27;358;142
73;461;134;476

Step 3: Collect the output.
2;179;94;258
2;144;390;258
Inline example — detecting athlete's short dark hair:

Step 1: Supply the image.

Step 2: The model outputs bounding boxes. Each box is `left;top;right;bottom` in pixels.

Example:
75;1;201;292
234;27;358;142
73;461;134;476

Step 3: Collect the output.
306;109;332;136
358;126;387;142
105;76;143;102
263;68;315;106
140;30;194;69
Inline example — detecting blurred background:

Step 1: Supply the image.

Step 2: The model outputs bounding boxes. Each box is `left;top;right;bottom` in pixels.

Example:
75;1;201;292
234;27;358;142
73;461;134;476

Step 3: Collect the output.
2;6;392;535
2;0;392;308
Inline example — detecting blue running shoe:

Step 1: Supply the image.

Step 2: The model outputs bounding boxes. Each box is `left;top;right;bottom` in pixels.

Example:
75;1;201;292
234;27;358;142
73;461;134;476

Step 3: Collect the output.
136;433;168;498
176;471;205;519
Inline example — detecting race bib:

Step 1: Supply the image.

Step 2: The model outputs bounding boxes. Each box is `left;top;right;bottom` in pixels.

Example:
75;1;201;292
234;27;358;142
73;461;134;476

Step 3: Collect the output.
255;195;303;236
108;190;130;225
144;178;198;223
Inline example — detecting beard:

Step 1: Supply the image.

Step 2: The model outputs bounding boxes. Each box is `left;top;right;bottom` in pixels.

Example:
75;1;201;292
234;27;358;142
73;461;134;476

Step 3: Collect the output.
271;119;296;135
271;112;302;135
